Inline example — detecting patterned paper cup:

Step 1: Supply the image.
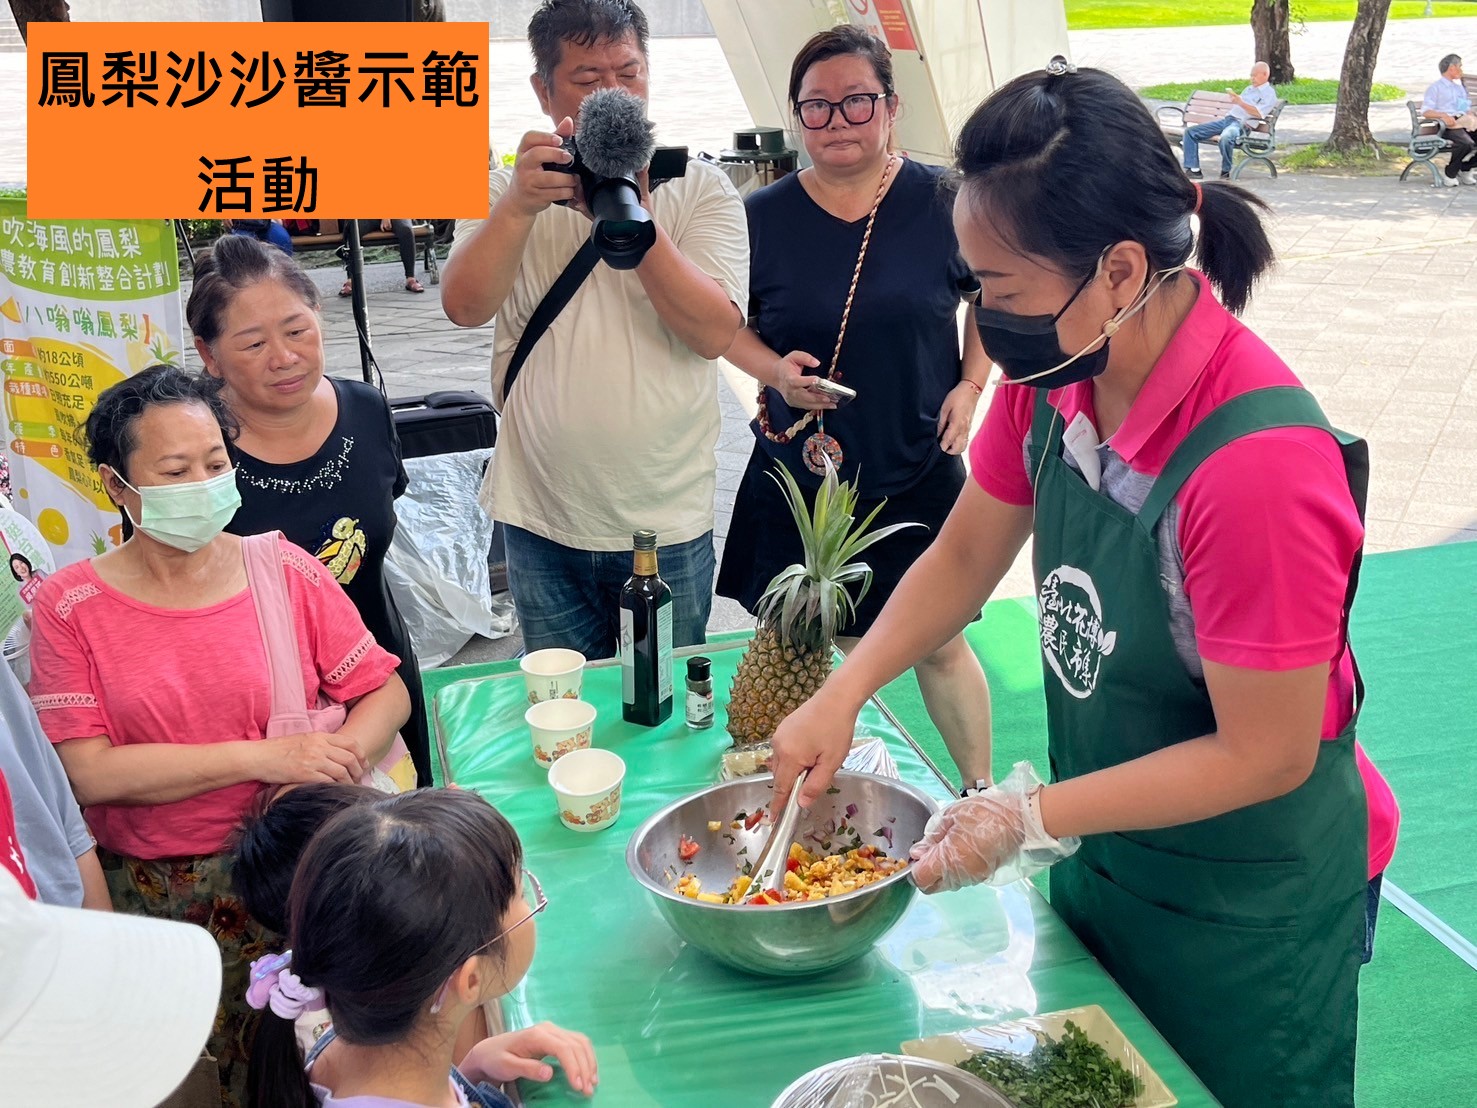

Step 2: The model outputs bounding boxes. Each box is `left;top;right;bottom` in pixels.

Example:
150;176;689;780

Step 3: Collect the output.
520;648;586;706
547;747;626;833
525;698;596;769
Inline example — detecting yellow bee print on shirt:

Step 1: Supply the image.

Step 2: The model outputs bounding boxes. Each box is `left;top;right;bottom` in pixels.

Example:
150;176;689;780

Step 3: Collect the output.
315;517;367;584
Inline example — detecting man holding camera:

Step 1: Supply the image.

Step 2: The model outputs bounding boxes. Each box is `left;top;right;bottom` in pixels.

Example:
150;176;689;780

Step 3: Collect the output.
443;0;747;659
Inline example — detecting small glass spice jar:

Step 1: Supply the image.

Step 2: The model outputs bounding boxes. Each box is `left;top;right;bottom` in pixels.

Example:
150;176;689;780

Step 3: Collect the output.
685;656;714;730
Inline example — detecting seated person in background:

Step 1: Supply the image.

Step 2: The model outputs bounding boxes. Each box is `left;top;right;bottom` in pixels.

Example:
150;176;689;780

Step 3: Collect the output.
225;217;294;256
245;788;598;1107
340;219;427;296
1422;53;1477;186
0;662;109;909
28;365;411;1105
1182;61;1277;180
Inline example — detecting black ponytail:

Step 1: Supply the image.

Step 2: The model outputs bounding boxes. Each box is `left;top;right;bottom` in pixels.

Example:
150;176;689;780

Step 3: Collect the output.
1191;180;1273;314
952;64;1274;315
247;1012;316;1108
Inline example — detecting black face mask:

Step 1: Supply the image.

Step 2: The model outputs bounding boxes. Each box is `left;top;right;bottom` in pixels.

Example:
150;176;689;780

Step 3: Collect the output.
973;266;1110;390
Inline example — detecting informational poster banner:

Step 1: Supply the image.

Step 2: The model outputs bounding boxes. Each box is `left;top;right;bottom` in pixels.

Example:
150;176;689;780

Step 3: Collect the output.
0;199;183;568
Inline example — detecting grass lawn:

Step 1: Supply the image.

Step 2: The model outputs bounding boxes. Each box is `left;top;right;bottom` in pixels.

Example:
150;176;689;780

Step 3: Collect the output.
1282;141;1411;171
1067;1;1476;30
1139;77;1406;103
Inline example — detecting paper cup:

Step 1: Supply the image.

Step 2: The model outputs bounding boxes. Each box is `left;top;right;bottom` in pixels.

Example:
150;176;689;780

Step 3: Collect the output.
547;747;626;833
525;698;596;768
520;648;586;705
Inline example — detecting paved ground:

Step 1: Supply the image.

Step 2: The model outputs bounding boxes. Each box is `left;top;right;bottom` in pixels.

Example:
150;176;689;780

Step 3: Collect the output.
174;167;1477;667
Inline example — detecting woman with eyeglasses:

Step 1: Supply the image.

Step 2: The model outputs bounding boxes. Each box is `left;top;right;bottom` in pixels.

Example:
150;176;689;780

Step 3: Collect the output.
245;788;596;1107
716;24;994;793
769;63;1397;1107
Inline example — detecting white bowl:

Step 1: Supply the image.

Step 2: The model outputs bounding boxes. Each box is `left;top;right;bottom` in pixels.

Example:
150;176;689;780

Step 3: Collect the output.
519;648;586;705
524;698;596;768
547;747;626;832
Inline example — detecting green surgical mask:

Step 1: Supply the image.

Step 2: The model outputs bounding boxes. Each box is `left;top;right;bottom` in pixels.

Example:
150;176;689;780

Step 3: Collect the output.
112;468;241;553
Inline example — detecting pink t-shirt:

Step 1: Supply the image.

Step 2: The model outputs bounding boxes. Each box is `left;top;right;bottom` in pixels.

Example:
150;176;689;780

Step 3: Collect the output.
970;272;1398;877
28;537;399;860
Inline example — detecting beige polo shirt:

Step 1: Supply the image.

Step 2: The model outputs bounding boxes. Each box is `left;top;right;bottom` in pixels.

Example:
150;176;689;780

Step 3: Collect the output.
451;160;747;551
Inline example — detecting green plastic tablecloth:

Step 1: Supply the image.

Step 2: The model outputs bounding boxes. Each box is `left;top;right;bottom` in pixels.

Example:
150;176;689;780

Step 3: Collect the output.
433;640;1217;1107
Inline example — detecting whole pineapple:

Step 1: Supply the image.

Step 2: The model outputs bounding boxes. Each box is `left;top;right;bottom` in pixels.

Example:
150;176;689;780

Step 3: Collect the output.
726;461;920;748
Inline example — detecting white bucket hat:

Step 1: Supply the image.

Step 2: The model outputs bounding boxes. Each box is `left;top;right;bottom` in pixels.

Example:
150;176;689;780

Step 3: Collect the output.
0;868;222;1107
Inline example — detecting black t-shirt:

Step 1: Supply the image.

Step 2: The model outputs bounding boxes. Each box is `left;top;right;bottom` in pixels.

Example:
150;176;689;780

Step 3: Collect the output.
747;157;977;497
226;377;413;671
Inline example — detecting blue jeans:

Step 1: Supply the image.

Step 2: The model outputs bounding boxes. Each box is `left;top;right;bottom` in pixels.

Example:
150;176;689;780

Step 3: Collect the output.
504;525;714;660
1183;116;1243;173
230;222;294;256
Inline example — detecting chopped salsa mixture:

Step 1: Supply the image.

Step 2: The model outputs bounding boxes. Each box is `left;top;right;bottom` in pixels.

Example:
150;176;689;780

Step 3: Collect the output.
674;841;907;905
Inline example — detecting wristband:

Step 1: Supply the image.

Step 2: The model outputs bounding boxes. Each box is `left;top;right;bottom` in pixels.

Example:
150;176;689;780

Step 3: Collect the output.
961;379;984;396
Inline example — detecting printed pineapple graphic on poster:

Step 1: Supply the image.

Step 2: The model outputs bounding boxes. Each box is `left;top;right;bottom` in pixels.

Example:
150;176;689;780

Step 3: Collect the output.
0;206;183;568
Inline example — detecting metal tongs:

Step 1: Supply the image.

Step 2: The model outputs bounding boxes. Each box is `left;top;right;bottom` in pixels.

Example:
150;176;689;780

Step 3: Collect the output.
736;769;808;903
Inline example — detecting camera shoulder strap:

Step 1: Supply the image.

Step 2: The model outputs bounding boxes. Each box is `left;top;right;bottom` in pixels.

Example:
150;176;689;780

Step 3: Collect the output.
500;237;601;409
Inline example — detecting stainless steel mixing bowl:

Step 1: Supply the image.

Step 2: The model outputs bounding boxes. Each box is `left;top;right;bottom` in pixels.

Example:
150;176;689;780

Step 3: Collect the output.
626;771;939;976
771;1054;1014;1107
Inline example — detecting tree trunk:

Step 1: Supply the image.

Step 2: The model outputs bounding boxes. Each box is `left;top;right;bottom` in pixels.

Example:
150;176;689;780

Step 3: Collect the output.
1327;0;1394;152
1249;0;1296;86
8;1;71;43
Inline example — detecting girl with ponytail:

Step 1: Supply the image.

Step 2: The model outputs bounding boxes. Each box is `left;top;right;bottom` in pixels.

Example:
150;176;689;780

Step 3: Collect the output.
768;58;1395;1108
245;789;597;1107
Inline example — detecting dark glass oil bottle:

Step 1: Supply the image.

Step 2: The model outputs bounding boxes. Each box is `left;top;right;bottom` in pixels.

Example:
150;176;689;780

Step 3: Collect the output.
620;529;673;725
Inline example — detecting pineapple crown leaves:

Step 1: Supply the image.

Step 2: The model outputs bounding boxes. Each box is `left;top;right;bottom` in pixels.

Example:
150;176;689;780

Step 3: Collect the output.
755;459;923;651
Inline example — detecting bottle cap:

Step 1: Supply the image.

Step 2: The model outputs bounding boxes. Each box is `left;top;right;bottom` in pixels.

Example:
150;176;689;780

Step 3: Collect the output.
687;656;711;681
633;529;657;551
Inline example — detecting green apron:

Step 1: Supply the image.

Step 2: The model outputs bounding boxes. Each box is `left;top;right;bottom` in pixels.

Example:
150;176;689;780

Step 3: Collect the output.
1027;386;1370;1107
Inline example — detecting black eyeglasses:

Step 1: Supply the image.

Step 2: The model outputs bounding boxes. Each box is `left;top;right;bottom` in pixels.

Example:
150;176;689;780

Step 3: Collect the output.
796;92;887;131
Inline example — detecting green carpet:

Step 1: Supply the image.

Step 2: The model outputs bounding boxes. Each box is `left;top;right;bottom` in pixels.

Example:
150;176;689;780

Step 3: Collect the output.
1346;543;1477;947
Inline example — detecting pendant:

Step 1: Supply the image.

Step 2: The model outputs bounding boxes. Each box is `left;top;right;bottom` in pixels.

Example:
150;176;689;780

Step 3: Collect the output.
802;432;844;476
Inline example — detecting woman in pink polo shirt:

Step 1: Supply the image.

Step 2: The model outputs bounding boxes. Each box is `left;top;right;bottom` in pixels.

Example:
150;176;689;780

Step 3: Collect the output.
770;61;1395;1108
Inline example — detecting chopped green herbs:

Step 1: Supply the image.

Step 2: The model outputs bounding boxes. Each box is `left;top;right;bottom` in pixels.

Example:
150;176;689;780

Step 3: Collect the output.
957;1022;1141;1108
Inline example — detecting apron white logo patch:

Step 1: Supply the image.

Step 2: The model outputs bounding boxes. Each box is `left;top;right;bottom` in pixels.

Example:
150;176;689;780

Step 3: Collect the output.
1039;565;1117;699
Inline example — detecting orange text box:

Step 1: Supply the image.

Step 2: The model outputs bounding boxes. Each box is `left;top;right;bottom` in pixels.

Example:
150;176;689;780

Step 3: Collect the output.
27;22;490;219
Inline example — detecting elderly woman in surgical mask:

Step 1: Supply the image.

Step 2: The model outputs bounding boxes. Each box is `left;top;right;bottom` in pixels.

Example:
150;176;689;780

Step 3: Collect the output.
27;365;409;1107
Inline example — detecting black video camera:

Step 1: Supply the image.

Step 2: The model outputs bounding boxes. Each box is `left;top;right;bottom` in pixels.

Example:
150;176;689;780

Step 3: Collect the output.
545;135;654;270
540;88;686;270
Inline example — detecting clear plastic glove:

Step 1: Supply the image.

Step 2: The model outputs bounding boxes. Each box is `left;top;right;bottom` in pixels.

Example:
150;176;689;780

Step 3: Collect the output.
909;762;1080;893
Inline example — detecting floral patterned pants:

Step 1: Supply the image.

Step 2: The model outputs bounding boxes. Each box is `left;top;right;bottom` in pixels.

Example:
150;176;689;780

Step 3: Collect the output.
99;848;281;1108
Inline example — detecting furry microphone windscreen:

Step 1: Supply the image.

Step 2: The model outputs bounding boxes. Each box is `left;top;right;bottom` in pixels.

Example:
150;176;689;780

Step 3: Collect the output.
576;87;657;180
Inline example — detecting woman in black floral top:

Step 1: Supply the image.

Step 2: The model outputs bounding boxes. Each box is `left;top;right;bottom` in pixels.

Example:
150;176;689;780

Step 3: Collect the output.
186;235;430;787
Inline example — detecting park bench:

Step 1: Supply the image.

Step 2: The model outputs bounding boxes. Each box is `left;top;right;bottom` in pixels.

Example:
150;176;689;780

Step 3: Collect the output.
1401;101;1453;186
1156;91;1288;179
287;219;441;285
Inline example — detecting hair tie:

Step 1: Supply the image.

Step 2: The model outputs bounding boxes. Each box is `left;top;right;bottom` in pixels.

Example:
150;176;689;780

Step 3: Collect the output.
1192;181;1203;215
246;950;327;1021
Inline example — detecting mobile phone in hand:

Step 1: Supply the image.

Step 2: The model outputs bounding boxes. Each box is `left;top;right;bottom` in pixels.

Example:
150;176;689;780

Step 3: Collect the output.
811;378;857;406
